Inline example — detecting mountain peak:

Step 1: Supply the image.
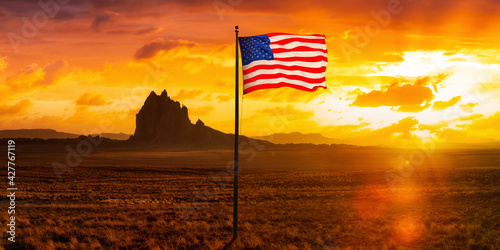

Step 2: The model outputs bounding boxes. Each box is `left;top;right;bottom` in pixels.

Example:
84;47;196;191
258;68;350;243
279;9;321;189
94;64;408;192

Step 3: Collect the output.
134;89;191;143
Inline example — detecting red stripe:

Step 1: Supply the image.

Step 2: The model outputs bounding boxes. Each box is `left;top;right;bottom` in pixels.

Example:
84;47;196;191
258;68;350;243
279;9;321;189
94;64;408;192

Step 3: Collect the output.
243;65;326;75
274;56;328;62
271;47;327;54
244;74;326;85
271;38;326;46
266;33;326;38
244;82;327;94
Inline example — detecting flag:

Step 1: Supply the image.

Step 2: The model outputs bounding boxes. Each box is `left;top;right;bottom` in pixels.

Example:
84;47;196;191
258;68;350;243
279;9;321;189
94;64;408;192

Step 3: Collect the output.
239;33;328;94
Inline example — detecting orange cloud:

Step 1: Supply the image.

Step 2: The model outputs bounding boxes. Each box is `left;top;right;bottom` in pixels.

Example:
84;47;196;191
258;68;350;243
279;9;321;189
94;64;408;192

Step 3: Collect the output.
349;75;449;111
0;100;32;116
0;56;7;70
418;113;484;133
432;96;461;111
201;93;213;101
3;61;66;91
396;103;431;113
343;117;420;146
172;89;203;101
351;84;434;107
216;94;231;103
260;105;314;121
134;39;196;60
321;123;371;139
75;92;110;106
189;105;215;116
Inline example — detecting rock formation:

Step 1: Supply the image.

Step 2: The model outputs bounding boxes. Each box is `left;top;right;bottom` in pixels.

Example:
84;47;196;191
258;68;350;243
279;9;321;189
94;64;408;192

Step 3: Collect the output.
131;90;238;147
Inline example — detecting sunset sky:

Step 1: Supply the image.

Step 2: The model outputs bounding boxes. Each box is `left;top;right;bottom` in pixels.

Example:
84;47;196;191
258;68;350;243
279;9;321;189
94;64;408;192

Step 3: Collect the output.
1;0;499;146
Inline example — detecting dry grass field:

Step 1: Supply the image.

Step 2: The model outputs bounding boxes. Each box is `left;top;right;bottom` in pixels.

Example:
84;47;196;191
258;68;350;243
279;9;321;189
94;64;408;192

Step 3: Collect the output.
1;146;499;249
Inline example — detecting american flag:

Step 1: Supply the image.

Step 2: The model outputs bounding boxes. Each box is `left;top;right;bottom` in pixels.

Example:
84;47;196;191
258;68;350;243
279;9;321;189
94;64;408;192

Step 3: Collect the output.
239;33;328;94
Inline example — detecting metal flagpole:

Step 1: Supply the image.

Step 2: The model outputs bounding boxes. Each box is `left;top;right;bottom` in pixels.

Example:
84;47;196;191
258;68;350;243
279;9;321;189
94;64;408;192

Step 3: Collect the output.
234;25;239;239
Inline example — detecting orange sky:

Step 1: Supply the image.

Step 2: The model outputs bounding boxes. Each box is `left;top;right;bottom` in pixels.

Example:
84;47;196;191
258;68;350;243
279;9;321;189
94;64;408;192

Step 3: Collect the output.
1;0;499;147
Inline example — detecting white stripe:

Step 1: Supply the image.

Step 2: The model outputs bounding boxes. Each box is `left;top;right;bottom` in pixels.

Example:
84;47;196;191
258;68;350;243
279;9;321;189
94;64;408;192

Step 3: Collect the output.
244;78;326;90
242;60;327;71
270;42;326;50
243;69;325;81
269;34;325;42
273;51;328;58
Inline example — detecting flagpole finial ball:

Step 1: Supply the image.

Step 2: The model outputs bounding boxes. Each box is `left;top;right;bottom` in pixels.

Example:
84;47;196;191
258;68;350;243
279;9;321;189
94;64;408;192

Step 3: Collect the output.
235;25;239;30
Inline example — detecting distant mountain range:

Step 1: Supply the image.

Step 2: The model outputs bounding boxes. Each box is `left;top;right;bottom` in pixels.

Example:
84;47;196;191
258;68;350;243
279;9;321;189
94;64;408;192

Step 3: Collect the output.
254;132;341;145
0;129;131;140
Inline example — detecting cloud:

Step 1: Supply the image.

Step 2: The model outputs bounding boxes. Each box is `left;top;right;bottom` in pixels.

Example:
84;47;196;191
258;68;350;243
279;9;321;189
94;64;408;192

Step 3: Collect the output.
0;56;7;70
321;123;371;139
91;10;120;32
0;100;32;116
467;111;500;131
74;92;110;106
396;103;432;113
259;105;314;121
418;113;484;133
189;105;215;116
40;60;67;85
216;94;231;103
135;27;163;36
350;75;449;112
460;102;478;113
1;60;66;96
351;83;434;107
172;89;203;101
431;96;461;111
342;117;420;146
134;38;196;60
201;93;213;101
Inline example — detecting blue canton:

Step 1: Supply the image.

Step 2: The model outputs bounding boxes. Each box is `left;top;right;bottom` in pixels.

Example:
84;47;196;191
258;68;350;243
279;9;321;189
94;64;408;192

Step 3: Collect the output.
238;34;273;66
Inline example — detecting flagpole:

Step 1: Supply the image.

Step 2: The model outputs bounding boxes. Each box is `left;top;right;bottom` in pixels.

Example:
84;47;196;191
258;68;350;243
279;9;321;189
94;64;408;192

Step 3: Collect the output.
234;25;239;240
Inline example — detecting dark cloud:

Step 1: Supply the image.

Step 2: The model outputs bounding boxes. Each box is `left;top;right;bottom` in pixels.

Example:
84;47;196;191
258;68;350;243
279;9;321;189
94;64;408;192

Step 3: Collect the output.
91;10;120;32
133;38;196;60
135;27;163;36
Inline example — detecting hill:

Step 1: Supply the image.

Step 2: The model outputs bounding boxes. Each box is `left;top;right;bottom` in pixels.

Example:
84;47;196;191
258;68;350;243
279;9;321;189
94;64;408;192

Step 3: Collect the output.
0;129;131;140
